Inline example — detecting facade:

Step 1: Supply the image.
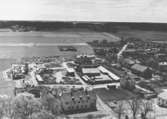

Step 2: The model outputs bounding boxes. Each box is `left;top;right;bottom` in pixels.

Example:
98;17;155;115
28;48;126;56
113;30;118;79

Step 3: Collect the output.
60;89;97;114
158;91;167;107
40;87;97;114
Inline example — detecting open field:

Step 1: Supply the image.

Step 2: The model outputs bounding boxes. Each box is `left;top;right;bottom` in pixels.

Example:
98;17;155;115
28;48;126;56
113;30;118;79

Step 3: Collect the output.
0;31;120;43
93;88;136;102
0;31;120;59
0;80;15;97
0;31;119;72
115;30;167;43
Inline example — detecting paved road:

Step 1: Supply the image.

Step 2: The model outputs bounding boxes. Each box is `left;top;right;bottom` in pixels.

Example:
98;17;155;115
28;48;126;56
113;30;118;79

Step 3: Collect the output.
97;95;117;119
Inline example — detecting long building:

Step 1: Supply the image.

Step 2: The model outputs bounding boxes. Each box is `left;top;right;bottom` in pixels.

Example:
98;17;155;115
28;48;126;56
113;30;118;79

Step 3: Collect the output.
77;64;120;85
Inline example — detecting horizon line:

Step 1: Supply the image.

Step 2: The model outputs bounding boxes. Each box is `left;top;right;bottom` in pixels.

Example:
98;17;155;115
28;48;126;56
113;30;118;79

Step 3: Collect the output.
0;20;167;24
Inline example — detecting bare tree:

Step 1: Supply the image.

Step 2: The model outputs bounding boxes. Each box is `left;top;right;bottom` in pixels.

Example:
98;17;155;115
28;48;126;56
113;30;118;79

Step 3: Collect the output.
28;110;55;119
11;93;42;119
0;98;14;119
114;101;125;119
127;98;141;119
140;100;153;119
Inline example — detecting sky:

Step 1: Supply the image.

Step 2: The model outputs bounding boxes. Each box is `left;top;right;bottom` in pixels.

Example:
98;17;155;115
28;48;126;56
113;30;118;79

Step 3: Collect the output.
0;0;167;22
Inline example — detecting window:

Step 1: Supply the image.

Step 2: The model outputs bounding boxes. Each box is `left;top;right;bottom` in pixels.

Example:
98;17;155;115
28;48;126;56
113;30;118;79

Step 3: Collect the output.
80;96;82;100
72;97;75;101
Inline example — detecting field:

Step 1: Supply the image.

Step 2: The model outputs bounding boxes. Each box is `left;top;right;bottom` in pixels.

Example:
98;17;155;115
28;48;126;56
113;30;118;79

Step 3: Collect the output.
115;30;167;43
0;31;120;59
0;31;120;44
0;31;119;72
93;88;136;102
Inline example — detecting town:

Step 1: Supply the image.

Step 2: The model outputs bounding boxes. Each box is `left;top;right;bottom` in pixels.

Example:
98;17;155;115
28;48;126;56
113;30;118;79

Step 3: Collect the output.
0;31;167;119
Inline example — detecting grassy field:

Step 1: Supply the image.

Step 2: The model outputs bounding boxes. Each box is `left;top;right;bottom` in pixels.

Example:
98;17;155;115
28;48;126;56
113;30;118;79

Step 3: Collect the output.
0;31;121;59
93;88;136;102
0;31;120;43
0;31;119;71
115;30;167;43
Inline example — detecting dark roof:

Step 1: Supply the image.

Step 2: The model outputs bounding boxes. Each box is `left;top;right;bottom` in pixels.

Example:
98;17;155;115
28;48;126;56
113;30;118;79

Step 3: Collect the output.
60;89;95;102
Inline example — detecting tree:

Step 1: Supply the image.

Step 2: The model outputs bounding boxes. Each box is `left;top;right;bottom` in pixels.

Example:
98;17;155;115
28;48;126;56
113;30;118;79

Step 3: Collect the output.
0;98;14;119
114;101;125;119
140;100;153;119
11;93;42;119
28;110;55;119
87;114;93;119
40;89;62;114
127;98;141;119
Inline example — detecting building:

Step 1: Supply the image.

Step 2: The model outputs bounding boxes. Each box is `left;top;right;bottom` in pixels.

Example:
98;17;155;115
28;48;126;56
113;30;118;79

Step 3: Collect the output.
39;87;97;114
158;91;167;107
60;88;97;114
131;64;152;79
120;76;135;90
158;62;167;71
77;65;120;85
82;67;100;77
75;55;93;65
121;58;135;68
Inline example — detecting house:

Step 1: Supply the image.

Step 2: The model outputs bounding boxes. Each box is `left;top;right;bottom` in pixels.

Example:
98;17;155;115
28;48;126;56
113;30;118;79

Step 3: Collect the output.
121;58;135;68
131;64;152;79
40;87;97;114
159;62;167;71
60;89;97;114
158;91;167;107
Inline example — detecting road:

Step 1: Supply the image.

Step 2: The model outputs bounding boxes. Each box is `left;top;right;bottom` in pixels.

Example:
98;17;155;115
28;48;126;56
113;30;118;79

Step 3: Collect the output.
96;95;117;119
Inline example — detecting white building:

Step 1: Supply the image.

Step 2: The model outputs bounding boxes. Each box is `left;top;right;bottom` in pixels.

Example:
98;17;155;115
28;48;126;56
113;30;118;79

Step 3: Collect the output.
158;91;167;107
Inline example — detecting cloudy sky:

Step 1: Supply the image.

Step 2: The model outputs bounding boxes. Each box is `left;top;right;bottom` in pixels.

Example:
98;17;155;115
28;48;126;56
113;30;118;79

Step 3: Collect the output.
0;0;167;22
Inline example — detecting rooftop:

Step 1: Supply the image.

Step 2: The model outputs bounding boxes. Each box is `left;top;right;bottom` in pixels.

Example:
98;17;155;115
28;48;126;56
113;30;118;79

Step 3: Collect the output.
61;89;95;102
82;68;100;74
124;58;135;65
131;64;148;72
158;91;167;100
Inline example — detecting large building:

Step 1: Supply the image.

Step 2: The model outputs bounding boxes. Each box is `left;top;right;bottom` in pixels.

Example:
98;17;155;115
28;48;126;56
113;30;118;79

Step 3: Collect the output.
77;64;120;85
60;88;97;114
40;87;97;114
